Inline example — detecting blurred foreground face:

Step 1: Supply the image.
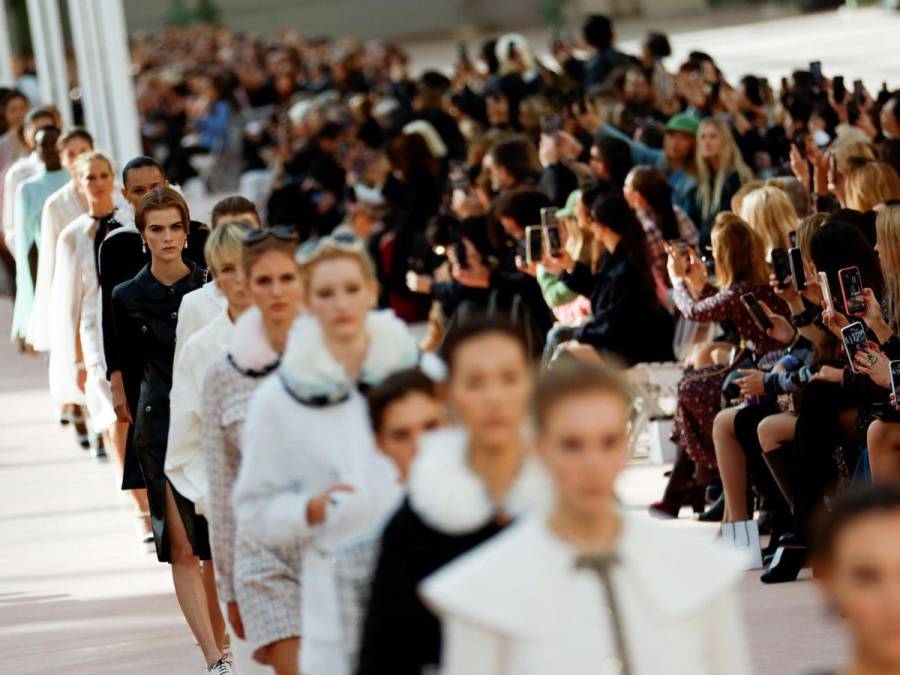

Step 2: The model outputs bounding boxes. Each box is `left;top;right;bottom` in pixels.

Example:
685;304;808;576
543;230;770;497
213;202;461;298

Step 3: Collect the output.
377;392;446;481
247;250;302;325
305;257;377;342
821;512;900;668
538;391;630;516
448;333;531;448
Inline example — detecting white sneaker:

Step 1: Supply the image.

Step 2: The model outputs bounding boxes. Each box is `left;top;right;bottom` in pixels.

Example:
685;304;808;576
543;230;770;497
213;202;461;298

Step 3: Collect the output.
207;657;233;674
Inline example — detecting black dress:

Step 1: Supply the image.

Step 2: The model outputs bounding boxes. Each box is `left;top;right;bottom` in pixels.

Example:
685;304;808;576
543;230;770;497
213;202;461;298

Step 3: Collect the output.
356;499;504;675
99;222;209;490
110;262;211;562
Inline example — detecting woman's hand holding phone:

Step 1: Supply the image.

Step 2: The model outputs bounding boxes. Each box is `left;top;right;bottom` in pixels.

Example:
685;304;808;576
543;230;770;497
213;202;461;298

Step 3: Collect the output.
822;308;850;338
759;300;797;344
451;238;491;289
665;242;689;281
541;249;572;276
854;341;890;389
859;287;893;341
801;259;823;306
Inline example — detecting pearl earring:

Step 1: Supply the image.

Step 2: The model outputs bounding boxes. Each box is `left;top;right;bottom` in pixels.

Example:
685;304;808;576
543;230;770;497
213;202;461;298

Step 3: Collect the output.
184;240;188;250
141;239;146;254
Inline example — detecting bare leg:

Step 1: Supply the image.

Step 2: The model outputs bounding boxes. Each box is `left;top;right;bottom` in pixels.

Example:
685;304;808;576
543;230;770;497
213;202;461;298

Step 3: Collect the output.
868;420;900;485
713;407;749;522
202;561;227;652
165;482;223;669
264;637;301;675
758;413;797;453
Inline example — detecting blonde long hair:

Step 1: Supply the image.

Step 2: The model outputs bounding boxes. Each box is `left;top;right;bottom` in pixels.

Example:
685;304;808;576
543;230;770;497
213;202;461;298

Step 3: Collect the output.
845;161;900;212
695;118;753;224
876;205;900;333
739;185;798;259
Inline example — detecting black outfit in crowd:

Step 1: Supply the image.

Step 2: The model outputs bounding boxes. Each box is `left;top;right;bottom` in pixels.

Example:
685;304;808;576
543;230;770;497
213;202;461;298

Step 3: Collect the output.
687;169;745;246
99;223;209;490
110;261;210;562
564;47;634;92
561;246;675;366
356;499;504;675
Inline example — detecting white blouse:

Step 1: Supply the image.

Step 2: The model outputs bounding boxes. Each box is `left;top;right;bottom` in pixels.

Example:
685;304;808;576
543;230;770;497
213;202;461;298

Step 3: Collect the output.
174;281;227;364
165;309;233;514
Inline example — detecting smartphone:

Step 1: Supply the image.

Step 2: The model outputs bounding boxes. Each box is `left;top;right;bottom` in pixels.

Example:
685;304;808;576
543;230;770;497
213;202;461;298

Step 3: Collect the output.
448;160;470;191
741;293;774;332
832;76;846;103
809;61;823;87
541;207;562;257
789;247;806;291
838;266;866;315
819;271;835;314
890;360;900;399
539;114;563;135
525;225;543;265
770;248;792;289
841;322;869;373
853;79;864;104
452;240;468;268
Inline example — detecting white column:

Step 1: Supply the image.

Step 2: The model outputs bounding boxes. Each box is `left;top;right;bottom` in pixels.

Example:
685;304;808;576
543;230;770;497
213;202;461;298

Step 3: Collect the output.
67;0;141;167
0;0;15;85
25;0;72;126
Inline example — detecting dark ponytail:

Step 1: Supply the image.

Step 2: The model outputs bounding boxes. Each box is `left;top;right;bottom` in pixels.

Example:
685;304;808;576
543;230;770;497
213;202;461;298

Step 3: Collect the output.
630;166;680;241
590;191;659;308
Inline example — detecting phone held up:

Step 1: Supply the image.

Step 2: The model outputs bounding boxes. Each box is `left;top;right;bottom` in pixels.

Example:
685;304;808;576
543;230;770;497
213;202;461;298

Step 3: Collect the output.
819;271;835;314
541;207;562;258
771;248;792;289
741;293;773;332
842;322;869;374
524;225;543;266
788;247;806;291
891;360;900;399
838;266;866;316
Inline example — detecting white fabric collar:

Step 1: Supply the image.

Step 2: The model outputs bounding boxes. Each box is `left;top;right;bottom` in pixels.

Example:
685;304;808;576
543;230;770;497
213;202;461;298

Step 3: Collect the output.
408;427;553;535
279;309;419;404
227;306;281;374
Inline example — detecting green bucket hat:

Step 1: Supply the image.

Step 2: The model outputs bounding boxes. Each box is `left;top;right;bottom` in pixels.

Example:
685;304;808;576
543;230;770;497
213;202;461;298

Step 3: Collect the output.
665;112;700;136
557;189;581;219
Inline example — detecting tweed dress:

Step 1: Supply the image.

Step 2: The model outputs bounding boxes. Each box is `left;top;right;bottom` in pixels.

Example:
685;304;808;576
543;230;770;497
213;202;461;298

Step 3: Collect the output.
201;308;302;656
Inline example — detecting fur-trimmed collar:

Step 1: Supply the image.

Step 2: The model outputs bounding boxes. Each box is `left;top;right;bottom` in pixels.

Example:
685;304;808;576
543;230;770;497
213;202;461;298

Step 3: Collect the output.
227;306;281;375
408;427;553;535
279;309;419;404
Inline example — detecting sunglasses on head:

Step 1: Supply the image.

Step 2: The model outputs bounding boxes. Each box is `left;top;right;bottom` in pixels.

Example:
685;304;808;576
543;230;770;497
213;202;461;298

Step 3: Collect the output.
296;231;362;264
242;226;299;247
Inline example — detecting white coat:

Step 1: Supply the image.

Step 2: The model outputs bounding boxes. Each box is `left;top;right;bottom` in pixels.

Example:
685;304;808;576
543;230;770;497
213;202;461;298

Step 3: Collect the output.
422;513;753;675
26;180;86;351
165;309;233;514
46;213;117;428
174;281;227;364
233;309;419;675
1;153;39;249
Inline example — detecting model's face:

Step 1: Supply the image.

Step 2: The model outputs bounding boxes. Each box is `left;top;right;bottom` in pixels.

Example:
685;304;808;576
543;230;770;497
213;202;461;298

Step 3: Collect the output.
819;512;900;669
36;128;61;170
123;167;167;209
698;125;723;160
5;97;28;129
214;211;261;230
80;159;114;204
247;250;302;325
60;138;92;174
142;207;186;263
377;392;447;482
538;392;630;517
215;256;251;315
448;333;532;448
664;131;695;163
304;257;377;343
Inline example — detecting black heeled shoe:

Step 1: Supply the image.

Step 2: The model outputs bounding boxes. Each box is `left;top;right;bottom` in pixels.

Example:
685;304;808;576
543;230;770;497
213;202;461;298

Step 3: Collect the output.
696;493;724;522
760;544;807;584
650;484;706;518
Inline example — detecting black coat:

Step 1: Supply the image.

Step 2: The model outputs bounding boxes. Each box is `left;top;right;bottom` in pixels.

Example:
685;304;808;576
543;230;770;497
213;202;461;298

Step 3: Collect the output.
110;262;207;451
356;499;504;675
98;222;208;490
562;246;675;366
